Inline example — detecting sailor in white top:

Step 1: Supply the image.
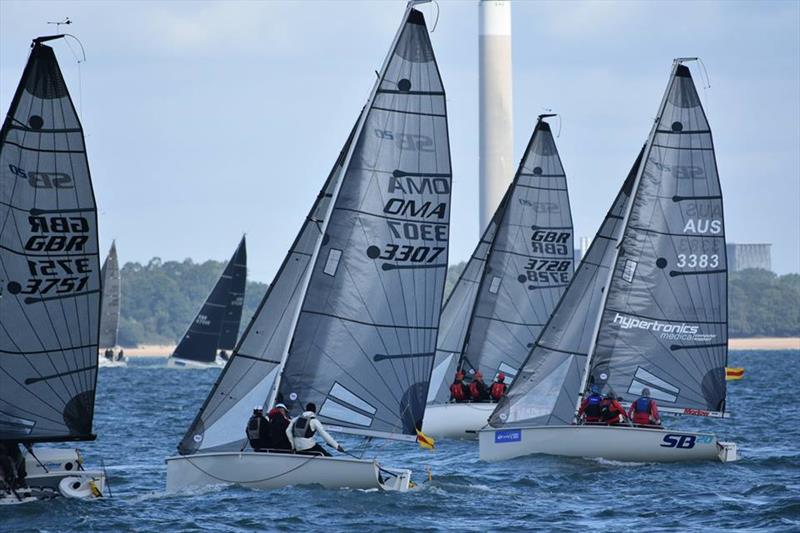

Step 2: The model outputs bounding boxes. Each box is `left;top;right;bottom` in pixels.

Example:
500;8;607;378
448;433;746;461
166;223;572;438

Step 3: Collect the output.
286;402;345;457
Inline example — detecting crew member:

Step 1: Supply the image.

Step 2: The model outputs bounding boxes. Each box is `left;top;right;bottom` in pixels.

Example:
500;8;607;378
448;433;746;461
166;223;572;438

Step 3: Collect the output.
218;350;229;362
601;394;628;425
116;349;125;362
246;406;271;451
628;388;661;427
286;402;344;457
0;442;26;492
267;403;292;451
104;348;113;361
578;385;604;424
449;371;469;403
490;372;508;402
469;371;489;402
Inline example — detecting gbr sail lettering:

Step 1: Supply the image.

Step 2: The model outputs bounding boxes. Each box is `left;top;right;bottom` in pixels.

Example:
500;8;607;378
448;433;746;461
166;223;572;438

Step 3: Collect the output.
369;175;449;264
525;230;572;284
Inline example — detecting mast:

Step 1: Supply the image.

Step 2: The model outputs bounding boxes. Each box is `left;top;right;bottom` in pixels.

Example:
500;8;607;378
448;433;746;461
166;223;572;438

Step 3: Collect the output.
266;2;423;410
572;59;688;418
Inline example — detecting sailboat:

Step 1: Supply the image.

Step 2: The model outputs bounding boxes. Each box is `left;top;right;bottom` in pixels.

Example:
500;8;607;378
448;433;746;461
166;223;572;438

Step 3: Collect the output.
166;236;247;369
166;1;451;492
423;116;574;439
479;59;738;463
98;241;124;367
0;35;106;500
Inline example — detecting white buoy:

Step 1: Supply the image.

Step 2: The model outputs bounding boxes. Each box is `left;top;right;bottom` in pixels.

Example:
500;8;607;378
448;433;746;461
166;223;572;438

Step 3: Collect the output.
479;0;513;232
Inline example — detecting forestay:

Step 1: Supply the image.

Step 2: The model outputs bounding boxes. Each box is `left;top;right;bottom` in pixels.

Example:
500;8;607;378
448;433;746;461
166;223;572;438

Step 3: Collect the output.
178;123;359;454
429;117;573;403
587;63;728;415
171;238;242;364
276;7;452;440
218;236;246;351
0;37;101;442
489;150;643;427
99;241;121;350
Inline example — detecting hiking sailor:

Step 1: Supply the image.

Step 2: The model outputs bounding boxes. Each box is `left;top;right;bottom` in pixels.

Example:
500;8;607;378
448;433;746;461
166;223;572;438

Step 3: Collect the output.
449;371;469;403
286;402;345;457
267;403;292;451
469;371;490;402
628;388;662;427
577;385;604;424
601;394;628;425
246;406;271;451
489;372;508;402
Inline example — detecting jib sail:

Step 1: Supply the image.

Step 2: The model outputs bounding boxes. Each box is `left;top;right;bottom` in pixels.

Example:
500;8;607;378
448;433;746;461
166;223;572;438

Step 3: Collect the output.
0;37;101;442
218;236;246;351
99;241;121;350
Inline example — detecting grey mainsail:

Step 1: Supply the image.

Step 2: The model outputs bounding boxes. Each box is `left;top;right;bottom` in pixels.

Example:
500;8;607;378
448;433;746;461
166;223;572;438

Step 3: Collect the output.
178;120;359;454
489;150;643;427
170;239;243;364
218;236;246;351
429;117;573;404
586;62;728;415
99;240;121;350
275;6;451;440
0;37;101;442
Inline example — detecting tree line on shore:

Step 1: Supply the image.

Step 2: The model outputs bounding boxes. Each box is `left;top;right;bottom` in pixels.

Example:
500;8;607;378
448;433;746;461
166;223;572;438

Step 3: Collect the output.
117;257;799;347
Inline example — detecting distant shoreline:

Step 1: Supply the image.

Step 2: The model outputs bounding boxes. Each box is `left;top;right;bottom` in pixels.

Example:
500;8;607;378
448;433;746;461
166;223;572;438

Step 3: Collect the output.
120;338;799;357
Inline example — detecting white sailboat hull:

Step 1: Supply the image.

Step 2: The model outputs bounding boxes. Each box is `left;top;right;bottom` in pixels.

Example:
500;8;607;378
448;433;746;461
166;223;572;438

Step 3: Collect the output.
98;357;127;368
165;451;412;493
166;356;223;369
422;403;495;439
3;448;108;501
479;425;738;463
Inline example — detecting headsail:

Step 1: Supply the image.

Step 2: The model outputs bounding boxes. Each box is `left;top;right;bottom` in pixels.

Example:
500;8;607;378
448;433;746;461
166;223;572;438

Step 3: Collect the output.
178;120;359;454
170;238;242;364
586;62;728;415
218;236;246;351
275;6;452;441
429;117;573;403
489;150;643;427
99;241;121;350
0;38;101;442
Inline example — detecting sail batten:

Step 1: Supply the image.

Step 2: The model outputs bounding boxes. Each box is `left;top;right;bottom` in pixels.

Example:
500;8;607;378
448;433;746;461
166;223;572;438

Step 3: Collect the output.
1;39;101;442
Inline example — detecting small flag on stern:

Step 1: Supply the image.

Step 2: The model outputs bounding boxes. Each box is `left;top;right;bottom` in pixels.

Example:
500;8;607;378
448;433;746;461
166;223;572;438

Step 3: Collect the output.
726;367;744;381
416;429;435;450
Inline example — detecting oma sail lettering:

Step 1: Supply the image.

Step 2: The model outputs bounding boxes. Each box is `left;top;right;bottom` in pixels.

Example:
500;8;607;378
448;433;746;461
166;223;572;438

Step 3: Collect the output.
612;313;716;342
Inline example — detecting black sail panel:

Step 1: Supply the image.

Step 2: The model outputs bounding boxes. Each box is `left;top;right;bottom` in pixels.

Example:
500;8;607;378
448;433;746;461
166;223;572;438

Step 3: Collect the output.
178;121;359;454
0;40;101;442
490;150;643;427
589;64;728;414
461;119;574;384
170;240;242;364
218;236;246;351
277;8;452;439
99;241;121;349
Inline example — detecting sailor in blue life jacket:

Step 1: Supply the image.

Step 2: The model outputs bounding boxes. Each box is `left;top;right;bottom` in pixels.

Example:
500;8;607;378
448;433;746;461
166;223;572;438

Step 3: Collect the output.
628;388;662;427
286;402;345;457
577;385;604;424
246;406;272;451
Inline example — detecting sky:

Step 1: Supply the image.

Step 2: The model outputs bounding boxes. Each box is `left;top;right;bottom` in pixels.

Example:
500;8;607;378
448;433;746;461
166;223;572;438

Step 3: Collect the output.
1;0;798;282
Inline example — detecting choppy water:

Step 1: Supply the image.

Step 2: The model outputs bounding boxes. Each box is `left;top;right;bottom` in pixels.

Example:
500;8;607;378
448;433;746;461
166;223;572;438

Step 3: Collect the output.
4;350;799;532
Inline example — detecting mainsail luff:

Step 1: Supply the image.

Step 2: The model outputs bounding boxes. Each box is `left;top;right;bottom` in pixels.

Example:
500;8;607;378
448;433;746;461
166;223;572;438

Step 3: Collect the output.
0;38;101;442
178;119;360;454
584;61;728;414
489;149;644;428
274;6;452;441
218;236;247;351
99;240;121;349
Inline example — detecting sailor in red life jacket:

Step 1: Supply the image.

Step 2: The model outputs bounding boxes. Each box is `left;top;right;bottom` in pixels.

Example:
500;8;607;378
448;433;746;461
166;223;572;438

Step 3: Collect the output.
577;385;604;424
489;372;508;402
469;371;490;402
600;394;629;425
449;371;469;403
628;388;662;427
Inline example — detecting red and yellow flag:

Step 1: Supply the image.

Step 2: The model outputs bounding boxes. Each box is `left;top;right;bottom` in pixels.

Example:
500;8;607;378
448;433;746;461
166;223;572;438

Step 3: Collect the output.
416;429;435;450
726;367;745;381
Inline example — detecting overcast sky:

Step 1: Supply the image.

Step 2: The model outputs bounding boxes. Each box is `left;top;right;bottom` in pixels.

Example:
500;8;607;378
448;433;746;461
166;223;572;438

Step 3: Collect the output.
2;0;798;281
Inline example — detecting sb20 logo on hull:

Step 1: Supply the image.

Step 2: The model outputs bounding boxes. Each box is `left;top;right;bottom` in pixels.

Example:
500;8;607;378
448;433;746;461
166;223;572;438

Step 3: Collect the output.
660;433;714;449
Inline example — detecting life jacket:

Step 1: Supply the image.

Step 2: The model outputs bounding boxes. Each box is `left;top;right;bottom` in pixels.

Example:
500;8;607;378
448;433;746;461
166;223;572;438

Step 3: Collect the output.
601;399;623;421
450;382;467;402
631;397;652;424
293;416;316;439
247;415;268;441
490;381;506;401
469;380;486;400
583;394;603;420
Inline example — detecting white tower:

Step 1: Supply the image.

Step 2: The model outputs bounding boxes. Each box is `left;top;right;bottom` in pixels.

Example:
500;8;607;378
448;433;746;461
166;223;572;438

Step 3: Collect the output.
479;0;513;232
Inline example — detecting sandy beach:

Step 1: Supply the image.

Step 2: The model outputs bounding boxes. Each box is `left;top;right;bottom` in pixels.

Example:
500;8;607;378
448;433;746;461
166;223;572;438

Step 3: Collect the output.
120;338;800;357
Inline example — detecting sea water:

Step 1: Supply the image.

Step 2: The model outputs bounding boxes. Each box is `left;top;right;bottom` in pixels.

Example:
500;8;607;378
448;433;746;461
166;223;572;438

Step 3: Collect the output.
3;350;798;532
